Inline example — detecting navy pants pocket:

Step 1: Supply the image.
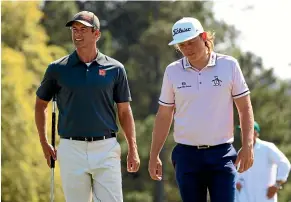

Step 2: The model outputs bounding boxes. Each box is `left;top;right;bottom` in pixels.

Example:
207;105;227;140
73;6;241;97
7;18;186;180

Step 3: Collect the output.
207;144;238;202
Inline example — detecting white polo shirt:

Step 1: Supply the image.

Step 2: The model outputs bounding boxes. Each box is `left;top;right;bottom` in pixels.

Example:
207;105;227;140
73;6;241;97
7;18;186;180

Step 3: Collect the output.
159;52;250;146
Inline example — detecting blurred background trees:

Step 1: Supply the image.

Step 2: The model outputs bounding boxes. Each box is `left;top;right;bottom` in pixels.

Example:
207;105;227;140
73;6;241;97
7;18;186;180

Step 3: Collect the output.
2;1;290;201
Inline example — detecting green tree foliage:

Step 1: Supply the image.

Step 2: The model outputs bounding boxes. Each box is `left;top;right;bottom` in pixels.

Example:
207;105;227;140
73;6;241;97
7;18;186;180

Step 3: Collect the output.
1;1;66;201
41;1;79;52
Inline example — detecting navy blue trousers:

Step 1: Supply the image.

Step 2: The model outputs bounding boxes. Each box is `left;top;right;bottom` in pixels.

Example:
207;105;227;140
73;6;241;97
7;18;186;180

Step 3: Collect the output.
171;143;238;202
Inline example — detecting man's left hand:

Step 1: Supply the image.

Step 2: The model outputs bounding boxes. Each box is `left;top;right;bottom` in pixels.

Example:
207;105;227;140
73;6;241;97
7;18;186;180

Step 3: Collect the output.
127;148;140;173
235;144;254;173
267;185;279;199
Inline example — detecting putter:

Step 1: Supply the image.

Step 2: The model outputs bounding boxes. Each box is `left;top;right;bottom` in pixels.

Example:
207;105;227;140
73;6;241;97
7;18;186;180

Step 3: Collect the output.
50;95;56;202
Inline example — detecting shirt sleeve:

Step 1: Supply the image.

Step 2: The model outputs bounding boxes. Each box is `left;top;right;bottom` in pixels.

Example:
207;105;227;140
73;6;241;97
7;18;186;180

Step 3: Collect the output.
232;59;250;99
36;64;58;101
113;66;132;103
158;69;175;106
268;143;291;181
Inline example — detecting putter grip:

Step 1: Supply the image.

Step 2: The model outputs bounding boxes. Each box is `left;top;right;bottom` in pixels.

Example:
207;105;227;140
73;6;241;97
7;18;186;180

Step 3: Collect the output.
51;111;56;169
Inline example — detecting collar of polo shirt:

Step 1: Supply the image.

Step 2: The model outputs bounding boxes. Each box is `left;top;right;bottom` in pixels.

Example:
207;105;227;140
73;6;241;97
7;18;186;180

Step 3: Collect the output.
183;52;217;69
68;50;107;66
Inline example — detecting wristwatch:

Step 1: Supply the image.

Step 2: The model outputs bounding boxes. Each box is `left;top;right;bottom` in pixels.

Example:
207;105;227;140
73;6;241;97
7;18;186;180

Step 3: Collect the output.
274;182;283;190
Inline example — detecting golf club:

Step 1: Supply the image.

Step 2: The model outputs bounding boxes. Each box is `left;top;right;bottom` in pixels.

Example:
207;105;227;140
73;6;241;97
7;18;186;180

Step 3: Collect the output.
50;94;56;202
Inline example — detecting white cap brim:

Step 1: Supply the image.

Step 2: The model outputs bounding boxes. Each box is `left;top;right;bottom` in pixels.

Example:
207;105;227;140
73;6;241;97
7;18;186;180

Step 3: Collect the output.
168;32;201;46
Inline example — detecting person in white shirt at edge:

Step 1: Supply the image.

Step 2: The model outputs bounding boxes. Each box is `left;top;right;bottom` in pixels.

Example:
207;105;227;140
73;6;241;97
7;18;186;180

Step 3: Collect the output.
148;17;255;202
235;121;291;202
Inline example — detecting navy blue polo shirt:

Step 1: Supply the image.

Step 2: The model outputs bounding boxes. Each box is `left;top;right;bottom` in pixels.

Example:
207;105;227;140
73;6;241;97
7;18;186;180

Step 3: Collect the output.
36;51;132;137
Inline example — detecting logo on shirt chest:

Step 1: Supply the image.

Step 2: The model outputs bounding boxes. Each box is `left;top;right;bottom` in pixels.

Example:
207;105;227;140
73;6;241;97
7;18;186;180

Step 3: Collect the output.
212;76;222;86
177;81;192;89
99;69;106;76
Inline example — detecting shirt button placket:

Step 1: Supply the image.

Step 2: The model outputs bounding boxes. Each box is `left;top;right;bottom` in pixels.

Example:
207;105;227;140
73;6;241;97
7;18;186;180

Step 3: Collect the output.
198;72;202;90
84;61;89;78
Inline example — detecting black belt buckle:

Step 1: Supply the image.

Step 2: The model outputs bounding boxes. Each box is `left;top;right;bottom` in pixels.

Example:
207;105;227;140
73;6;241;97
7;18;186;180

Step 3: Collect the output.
197;145;210;149
85;137;95;142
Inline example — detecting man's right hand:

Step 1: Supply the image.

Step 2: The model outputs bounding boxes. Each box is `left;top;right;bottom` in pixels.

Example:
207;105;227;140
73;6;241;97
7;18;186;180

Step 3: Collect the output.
148;155;163;181
41;141;57;168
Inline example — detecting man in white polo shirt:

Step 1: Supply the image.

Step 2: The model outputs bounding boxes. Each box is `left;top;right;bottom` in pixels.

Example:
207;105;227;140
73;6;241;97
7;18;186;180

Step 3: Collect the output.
148;17;255;202
235;121;291;202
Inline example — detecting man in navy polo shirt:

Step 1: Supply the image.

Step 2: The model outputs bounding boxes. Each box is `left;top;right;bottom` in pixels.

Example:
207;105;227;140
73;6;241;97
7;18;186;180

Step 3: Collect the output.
35;11;140;202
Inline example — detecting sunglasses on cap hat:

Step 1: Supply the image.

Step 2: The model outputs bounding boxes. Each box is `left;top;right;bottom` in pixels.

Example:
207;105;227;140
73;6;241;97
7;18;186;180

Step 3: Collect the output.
65;11;100;30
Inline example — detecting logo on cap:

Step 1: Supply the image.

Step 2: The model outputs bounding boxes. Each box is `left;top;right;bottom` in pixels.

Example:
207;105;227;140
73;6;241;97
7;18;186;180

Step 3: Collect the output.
80;14;92;22
173;27;191;36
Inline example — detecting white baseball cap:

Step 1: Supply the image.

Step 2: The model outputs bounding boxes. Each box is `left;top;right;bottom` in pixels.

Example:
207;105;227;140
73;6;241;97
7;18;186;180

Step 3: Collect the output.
168;17;204;46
